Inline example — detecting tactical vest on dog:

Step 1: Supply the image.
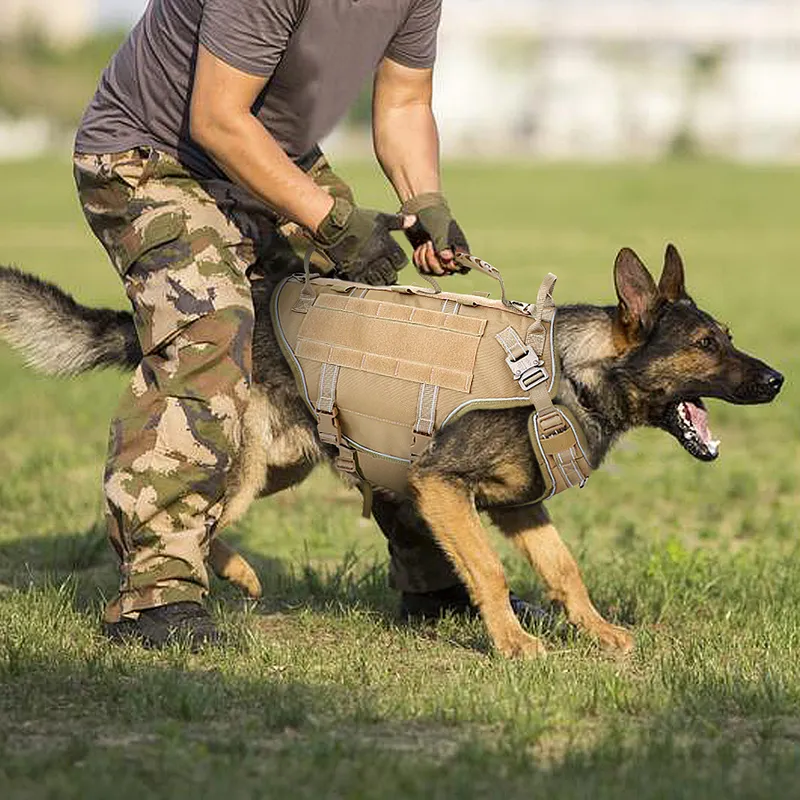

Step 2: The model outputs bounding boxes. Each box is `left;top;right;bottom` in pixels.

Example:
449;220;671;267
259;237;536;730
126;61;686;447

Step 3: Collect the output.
271;254;592;507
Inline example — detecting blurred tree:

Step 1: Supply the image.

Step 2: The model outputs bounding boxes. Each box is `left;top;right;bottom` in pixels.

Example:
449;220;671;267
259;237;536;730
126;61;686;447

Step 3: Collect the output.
0;31;124;128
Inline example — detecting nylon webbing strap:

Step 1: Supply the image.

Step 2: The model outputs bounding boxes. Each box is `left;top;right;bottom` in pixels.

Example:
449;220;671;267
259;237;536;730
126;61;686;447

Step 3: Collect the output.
441;298;460;314
315;359;372;516
317;363;340;415
410;383;439;460
314;361;360;477
416;384;438;435
495;327;528;362
532;411;590;498
418;272;442;294
555;447;587;489
453;253;513;308
293;247;318;313
525;273;557;354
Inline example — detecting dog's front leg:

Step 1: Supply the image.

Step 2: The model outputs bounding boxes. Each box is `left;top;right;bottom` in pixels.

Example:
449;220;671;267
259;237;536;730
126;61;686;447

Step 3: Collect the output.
409;474;546;658
489;505;634;653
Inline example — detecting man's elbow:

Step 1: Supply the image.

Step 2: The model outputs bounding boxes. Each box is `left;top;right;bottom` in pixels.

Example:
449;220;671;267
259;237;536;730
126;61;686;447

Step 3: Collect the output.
189;104;219;151
189;101;242;155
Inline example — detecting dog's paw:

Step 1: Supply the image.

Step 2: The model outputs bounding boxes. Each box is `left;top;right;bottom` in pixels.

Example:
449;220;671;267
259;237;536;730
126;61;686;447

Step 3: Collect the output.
595;623;634;654
495;631;547;659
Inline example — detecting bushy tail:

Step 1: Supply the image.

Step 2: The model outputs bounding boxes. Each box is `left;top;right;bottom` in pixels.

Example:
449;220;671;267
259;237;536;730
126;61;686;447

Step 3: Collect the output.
0;265;140;376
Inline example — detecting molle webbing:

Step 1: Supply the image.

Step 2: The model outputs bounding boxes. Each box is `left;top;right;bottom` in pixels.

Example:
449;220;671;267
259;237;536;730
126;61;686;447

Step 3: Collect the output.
271;263;592;503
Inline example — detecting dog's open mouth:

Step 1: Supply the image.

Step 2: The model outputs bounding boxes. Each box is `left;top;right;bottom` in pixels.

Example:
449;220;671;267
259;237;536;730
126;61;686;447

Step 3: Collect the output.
664;399;720;461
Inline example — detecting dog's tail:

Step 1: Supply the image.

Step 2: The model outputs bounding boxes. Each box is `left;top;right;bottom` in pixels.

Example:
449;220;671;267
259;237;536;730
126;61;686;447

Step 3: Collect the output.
0;265;140;376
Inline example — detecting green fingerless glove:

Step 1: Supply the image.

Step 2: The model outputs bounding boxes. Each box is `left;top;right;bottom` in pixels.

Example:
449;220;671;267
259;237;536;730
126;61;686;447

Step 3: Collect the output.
401;192;470;255
312;197;408;285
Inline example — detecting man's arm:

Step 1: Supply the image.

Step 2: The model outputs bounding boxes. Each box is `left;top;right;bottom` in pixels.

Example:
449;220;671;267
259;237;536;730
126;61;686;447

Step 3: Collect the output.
372;58;441;202
373;57;467;275
191;45;409;284
190;45;334;232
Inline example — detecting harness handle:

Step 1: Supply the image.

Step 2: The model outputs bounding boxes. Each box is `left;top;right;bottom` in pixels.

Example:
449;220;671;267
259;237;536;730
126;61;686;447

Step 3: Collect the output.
525;272;558;352
452;252;513;308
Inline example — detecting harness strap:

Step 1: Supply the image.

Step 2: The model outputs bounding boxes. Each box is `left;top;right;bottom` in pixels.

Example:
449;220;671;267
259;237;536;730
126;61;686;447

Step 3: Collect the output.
441;298;460;314
317;362;340;415
525;272;557;354
453;252;514;308
496;271;591;501
531;412;590;498
293;247;318;313
555;447;587;488
410;383;439;461
314;362;360;478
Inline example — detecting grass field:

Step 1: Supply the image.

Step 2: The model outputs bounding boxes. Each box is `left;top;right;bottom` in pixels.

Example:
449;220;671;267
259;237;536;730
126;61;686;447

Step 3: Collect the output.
1;157;798;798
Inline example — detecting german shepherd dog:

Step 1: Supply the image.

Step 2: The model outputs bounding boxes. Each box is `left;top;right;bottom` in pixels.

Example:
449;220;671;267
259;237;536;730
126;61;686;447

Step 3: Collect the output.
0;245;784;657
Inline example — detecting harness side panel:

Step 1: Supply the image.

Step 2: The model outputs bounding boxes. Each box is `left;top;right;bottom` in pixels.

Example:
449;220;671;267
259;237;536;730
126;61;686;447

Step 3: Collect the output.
273;275;558;494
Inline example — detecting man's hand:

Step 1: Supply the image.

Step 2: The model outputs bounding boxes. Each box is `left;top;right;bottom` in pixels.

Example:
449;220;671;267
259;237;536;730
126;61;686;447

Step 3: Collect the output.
401;192;470;276
312;197;410;285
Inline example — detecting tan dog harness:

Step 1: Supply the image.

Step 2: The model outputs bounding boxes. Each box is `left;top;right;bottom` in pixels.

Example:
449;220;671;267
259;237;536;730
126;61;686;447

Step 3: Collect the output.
271;253;592;509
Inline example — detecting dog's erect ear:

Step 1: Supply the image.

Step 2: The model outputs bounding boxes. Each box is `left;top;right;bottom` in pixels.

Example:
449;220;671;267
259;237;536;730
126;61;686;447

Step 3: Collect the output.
658;243;688;302
614;247;659;338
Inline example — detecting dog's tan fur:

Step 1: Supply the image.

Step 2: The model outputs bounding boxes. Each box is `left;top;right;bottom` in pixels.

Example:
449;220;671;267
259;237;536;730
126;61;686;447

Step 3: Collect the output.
490;505;633;652
410;474;546;658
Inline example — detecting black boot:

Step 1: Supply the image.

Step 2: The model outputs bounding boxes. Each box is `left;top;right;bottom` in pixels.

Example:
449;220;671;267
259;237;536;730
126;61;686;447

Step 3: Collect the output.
103;601;223;650
400;584;555;628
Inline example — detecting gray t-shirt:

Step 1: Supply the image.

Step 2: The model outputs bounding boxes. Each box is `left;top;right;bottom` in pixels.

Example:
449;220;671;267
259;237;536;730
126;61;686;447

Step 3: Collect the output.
76;0;441;179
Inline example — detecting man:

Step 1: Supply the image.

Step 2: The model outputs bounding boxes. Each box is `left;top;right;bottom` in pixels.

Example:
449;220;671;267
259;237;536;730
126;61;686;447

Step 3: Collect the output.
74;0;535;648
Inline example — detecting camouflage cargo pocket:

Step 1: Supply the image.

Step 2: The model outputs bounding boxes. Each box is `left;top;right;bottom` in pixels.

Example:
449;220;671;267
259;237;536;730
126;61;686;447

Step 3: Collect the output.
120;213;188;355
122;208;254;356
114;206;185;275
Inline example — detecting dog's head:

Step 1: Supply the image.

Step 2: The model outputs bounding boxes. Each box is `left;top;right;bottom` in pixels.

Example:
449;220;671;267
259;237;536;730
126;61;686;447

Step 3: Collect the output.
612;244;783;461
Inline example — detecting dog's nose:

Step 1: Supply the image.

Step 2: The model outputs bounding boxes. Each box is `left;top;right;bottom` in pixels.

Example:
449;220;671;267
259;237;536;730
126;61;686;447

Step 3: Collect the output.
763;370;784;394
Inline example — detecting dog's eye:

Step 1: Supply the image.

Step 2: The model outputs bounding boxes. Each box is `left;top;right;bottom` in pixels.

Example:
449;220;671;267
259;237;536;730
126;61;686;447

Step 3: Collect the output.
698;336;717;351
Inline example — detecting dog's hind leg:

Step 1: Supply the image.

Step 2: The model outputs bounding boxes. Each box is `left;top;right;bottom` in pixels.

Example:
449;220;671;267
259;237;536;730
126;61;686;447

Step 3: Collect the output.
208;538;263;599
489;505;633;653
409;474;546;658
210;385;321;599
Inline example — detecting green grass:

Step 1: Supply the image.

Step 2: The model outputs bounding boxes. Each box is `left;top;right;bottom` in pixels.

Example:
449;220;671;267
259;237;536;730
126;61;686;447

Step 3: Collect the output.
1;157;799;798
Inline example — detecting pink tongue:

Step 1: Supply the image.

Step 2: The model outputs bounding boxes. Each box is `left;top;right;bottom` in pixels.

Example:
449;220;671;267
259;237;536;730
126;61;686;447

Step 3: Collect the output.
686;402;711;443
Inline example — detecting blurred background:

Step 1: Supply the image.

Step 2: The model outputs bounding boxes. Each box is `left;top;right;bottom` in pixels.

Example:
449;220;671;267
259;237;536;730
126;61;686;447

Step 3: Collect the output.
2;9;799;785
1;0;800;162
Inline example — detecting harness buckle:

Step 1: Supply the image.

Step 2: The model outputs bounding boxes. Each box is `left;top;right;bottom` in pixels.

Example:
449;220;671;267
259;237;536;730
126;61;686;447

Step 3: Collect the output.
505;349;548;391
409;430;433;462
335;447;358;474
317;408;341;445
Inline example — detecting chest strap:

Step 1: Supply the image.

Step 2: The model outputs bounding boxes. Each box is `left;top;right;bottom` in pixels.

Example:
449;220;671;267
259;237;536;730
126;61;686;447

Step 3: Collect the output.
493;272;591;500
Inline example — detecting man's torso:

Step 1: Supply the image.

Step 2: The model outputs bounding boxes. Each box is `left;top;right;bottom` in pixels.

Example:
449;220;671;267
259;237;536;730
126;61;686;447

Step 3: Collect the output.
76;0;441;179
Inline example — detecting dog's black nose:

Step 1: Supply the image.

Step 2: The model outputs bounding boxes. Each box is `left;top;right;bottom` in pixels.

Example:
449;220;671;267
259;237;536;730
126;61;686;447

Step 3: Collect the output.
763;370;784;394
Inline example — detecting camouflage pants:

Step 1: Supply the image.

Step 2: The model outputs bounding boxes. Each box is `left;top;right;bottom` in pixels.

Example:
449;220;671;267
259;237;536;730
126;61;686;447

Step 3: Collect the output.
74;147;459;620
